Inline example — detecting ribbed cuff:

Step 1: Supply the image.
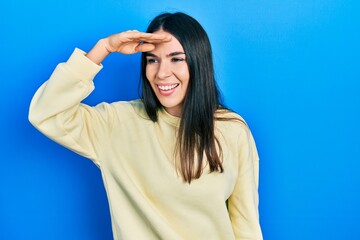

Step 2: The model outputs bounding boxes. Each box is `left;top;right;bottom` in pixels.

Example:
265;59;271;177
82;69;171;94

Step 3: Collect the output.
66;48;103;83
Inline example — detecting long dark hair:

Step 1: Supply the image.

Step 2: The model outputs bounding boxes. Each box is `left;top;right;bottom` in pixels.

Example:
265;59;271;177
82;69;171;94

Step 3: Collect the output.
141;12;224;183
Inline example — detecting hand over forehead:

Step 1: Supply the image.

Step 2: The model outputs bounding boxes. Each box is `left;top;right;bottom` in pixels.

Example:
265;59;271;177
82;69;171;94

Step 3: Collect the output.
125;30;172;43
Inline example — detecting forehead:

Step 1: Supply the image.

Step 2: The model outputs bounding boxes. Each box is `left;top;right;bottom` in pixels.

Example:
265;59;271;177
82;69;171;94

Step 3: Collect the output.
151;30;184;53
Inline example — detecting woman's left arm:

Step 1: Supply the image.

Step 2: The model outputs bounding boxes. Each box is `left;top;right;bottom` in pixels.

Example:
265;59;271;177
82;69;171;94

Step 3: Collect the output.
228;127;263;240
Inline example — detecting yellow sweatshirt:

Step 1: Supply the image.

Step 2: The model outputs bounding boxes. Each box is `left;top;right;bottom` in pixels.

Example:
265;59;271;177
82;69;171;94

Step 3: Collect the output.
29;49;263;240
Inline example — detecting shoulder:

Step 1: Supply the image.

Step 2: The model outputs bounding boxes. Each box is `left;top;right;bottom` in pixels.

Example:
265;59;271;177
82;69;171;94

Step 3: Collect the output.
215;108;253;141
215;109;259;160
215;108;247;128
110;99;150;120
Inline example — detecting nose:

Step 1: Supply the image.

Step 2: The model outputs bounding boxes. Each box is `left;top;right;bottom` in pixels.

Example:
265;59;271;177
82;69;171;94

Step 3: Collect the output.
157;61;172;79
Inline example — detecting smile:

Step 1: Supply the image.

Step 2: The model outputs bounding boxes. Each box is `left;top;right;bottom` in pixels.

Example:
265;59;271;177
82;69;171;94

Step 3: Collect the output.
157;84;179;91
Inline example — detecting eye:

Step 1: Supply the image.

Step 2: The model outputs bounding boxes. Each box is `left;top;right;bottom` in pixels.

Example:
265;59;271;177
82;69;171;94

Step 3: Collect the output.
171;57;185;63
146;58;158;64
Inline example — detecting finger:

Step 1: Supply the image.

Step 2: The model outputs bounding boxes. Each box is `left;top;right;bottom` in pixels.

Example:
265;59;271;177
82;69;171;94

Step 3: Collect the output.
149;34;172;42
147;32;172;40
135;43;155;52
127;32;172;42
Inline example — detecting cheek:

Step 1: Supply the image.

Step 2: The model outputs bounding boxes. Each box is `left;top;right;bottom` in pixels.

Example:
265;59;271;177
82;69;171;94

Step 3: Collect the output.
145;67;153;84
146;65;159;83
145;66;150;79
181;67;190;86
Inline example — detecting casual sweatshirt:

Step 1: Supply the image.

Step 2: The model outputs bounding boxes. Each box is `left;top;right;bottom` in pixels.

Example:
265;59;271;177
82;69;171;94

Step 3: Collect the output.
28;48;263;240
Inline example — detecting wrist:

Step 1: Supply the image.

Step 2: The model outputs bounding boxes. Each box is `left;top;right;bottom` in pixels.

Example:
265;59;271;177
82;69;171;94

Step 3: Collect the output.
86;39;111;65
98;38;112;54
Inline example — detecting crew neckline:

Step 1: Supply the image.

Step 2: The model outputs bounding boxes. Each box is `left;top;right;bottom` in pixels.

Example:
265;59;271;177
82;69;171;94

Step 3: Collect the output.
159;108;180;127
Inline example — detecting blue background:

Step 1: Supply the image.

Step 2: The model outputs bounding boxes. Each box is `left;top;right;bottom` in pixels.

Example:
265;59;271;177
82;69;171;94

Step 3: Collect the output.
1;0;359;239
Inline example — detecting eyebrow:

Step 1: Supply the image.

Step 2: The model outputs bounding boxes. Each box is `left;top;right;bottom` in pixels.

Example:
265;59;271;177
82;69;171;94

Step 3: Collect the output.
145;52;186;57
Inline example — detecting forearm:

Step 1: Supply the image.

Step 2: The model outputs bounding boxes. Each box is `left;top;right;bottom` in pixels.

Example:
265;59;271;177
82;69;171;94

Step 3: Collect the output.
229;168;262;240
28;48;105;160
86;39;111;65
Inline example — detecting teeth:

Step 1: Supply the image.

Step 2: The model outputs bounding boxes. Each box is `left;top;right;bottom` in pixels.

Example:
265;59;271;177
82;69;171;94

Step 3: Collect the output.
158;84;178;91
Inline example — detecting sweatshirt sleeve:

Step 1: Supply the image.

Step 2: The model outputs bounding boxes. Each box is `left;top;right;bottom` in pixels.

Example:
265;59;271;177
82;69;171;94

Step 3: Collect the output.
28;48;113;166
228;126;263;240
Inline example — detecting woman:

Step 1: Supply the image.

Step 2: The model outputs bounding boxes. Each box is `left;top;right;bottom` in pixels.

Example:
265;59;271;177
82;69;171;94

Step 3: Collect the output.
29;12;263;240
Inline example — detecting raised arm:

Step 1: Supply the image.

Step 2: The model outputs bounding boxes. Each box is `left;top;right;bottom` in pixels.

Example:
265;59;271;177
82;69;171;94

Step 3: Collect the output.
28;30;171;164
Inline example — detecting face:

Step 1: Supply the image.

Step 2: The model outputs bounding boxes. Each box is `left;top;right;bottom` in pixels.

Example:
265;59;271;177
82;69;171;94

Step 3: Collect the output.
145;30;190;117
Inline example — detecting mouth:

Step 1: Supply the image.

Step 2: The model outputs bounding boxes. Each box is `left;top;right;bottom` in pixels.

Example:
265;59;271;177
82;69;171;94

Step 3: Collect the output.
157;83;179;96
157;83;179;91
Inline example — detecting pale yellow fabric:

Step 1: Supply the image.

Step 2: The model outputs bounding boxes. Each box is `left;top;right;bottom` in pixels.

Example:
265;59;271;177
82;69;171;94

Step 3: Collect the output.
29;48;263;240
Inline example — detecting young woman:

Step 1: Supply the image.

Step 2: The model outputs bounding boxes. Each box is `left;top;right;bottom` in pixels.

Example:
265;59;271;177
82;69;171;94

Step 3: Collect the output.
29;12;263;240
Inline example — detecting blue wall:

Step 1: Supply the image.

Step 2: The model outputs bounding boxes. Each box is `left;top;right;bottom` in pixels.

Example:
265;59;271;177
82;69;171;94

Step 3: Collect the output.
1;1;359;239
